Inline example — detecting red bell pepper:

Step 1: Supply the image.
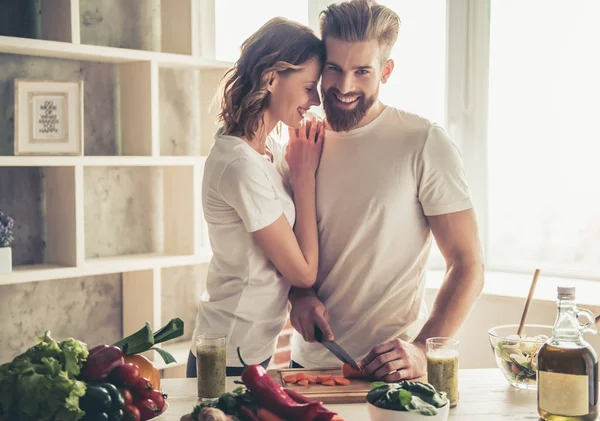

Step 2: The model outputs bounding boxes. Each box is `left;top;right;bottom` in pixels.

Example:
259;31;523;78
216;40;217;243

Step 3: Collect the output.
81;344;124;381
237;348;321;421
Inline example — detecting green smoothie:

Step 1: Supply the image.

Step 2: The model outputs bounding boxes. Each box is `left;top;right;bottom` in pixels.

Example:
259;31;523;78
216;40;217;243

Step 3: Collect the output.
427;349;459;407
197;345;227;398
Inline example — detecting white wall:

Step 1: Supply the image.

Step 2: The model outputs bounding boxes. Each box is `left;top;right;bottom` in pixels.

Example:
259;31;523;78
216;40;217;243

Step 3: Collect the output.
424;289;600;369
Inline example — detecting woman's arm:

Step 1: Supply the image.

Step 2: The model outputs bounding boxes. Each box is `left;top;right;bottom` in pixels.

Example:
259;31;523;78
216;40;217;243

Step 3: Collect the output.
253;120;323;288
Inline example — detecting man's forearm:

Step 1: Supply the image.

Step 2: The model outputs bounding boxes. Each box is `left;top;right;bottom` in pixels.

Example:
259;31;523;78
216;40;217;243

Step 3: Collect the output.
413;257;484;347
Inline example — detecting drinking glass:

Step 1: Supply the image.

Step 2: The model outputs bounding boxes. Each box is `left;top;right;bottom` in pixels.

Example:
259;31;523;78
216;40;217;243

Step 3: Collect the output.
196;333;227;399
426;337;460;407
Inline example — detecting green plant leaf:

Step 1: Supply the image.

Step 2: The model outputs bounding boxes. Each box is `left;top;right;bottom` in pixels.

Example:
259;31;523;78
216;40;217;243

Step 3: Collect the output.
151;347;176;364
370;381;388;390
398;389;412;406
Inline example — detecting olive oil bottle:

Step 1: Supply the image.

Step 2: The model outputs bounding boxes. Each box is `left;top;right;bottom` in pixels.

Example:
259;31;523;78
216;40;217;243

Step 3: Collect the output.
538;287;598;421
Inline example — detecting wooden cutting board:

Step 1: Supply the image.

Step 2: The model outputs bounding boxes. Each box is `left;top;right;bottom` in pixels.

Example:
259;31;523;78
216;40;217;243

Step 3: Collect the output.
268;367;372;404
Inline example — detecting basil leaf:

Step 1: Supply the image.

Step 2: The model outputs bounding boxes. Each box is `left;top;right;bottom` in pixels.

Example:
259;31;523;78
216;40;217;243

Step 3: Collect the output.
407;395;438;416
370;381;388;390
398;389;412;406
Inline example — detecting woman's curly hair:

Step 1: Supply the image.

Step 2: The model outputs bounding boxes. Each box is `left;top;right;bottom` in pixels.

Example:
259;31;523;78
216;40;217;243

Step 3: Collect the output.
217;17;325;139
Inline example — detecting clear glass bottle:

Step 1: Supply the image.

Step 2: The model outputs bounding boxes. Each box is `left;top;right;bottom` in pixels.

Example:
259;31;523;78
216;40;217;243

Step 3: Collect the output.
537;286;598;421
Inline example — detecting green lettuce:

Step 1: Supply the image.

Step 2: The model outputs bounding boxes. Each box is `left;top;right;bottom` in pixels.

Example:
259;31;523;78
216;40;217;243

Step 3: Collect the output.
0;331;88;421
59;338;88;378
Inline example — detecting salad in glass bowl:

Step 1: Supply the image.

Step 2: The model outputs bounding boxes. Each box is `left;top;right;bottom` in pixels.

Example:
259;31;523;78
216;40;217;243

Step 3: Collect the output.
488;324;552;389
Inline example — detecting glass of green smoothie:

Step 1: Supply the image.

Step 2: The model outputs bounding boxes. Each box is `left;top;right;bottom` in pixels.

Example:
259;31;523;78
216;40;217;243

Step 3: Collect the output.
196;333;227;399
426;337;459;408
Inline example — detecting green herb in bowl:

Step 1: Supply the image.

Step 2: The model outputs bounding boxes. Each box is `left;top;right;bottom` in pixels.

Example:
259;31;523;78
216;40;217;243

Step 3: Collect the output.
367;381;449;420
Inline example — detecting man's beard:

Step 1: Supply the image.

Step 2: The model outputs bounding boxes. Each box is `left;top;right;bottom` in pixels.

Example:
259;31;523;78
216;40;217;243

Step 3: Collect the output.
322;86;376;132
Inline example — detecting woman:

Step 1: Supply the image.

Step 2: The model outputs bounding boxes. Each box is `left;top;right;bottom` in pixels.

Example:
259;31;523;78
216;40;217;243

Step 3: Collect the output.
187;17;326;377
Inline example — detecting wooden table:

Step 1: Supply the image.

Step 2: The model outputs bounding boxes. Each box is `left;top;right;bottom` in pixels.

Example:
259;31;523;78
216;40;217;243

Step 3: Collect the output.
160;368;541;420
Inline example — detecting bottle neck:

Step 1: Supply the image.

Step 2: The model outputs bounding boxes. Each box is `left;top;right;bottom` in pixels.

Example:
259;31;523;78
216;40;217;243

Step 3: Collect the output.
552;298;582;341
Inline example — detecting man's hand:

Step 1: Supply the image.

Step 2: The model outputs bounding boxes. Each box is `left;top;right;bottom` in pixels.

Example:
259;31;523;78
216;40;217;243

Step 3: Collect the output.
359;339;427;382
289;289;334;343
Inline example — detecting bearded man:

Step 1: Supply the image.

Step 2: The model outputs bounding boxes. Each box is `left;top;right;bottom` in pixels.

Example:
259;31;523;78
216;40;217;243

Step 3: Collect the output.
287;0;485;382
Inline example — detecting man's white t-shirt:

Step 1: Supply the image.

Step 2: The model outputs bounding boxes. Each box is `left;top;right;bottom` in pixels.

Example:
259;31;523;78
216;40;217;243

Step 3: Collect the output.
193;130;295;366
289;106;473;368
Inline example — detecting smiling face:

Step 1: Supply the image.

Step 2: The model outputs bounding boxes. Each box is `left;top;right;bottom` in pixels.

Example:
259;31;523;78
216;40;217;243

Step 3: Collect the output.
267;58;322;128
321;37;393;132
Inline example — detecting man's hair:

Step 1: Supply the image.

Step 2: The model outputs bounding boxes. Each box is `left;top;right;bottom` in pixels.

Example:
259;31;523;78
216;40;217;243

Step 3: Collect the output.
319;0;400;62
217;17;325;139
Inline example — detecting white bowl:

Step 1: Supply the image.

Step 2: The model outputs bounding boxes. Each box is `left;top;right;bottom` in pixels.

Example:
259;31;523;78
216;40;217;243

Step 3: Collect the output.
367;401;449;421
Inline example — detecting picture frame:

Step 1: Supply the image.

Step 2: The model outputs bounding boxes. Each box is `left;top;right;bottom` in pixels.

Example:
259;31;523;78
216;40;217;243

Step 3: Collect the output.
14;79;84;156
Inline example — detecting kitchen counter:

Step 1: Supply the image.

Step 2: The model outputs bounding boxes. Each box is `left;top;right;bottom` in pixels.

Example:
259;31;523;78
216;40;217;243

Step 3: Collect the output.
160;368;541;420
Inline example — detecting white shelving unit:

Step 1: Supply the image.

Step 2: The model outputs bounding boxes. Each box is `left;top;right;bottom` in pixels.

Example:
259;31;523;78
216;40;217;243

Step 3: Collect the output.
0;36;232;69
0;0;228;371
0;156;204;167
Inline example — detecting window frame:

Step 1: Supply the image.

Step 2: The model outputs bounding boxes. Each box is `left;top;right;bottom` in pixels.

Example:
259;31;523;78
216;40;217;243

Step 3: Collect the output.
442;0;491;270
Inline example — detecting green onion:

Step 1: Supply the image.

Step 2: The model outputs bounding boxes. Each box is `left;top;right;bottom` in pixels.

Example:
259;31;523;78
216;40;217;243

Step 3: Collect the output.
153;318;184;345
112;318;185;364
113;322;154;355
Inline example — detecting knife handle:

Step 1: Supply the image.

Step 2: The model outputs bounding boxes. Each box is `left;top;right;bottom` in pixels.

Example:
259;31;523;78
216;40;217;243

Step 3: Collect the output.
314;325;324;343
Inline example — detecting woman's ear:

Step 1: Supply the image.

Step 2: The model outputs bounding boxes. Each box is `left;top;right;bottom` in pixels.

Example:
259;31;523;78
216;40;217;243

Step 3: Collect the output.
265;71;279;93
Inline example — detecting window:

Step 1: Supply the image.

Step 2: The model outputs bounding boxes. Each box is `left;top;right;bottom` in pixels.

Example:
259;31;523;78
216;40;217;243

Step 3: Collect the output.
376;1;447;266
214;1;309;62
486;0;600;277
377;0;447;126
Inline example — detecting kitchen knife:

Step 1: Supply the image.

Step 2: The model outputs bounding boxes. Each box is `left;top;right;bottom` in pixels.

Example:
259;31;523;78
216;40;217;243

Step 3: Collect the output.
314;326;361;370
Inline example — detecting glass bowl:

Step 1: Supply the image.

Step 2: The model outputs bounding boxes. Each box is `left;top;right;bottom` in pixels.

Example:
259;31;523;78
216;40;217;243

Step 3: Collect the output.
488;324;552;389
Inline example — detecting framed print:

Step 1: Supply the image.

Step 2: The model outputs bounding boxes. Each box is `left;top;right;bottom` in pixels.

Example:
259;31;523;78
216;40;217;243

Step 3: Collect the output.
14;79;83;155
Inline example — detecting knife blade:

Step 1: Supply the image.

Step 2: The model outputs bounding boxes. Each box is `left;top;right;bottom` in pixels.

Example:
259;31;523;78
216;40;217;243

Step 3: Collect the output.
314;326;361;370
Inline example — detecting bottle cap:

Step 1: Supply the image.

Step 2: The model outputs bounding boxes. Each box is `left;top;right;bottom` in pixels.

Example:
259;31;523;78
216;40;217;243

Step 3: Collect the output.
557;286;576;299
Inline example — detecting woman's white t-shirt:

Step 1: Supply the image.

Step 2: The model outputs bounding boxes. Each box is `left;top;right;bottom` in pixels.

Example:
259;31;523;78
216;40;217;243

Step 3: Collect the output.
192;131;295;366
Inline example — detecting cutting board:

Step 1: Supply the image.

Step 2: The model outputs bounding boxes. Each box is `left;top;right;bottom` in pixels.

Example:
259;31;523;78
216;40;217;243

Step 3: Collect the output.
268;367;372;404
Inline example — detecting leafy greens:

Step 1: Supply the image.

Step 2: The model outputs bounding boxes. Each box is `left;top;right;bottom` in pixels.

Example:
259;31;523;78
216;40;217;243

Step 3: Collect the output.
367;380;449;416
0;331;88;421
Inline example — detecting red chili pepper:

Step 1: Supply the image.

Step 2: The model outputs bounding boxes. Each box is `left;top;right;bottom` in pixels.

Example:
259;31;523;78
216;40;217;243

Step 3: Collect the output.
81;344;124;382
283;388;317;404
284;389;338;421
240;405;260;421
237;348;321;421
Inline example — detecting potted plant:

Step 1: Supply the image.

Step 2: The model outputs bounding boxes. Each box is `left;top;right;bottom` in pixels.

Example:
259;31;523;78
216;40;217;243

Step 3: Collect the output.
0;211;14;274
